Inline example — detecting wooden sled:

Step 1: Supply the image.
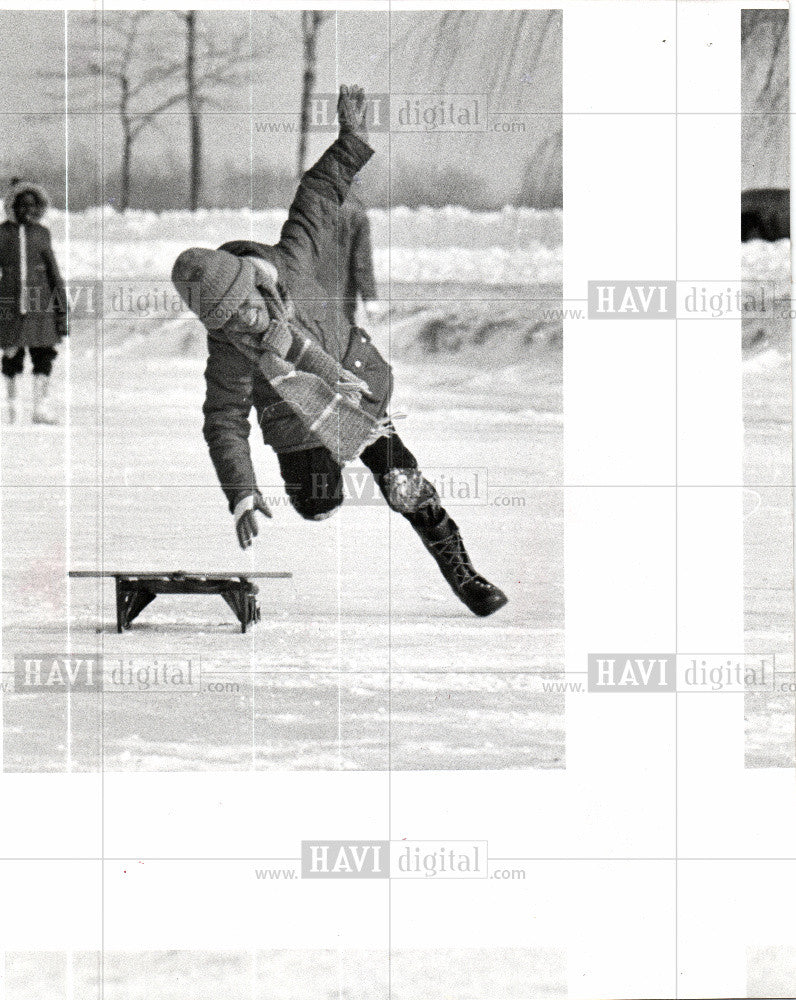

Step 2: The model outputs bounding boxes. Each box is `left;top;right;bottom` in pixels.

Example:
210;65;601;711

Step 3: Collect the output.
69;570;292;633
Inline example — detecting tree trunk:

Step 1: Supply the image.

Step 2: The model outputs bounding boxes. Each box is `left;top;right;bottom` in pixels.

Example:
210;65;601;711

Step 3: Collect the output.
186;11;202;211
120;75;133;211
297;11;322;179
120;130;133;211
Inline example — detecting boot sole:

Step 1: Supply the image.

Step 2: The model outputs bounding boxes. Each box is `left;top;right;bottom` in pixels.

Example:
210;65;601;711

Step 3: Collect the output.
466;591;509;617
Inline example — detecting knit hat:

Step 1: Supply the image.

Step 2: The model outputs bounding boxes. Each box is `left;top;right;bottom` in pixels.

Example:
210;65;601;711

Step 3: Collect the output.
171;247;257;330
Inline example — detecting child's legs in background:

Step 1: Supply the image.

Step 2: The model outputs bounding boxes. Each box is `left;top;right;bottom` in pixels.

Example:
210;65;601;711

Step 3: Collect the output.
29;346;57;376
2;347;25;420
2;347;26;378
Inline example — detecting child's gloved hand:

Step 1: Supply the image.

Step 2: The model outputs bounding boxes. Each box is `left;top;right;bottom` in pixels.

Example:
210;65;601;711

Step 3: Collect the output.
245;256;294;356
249;257;279;297
338;85;369;141
337;369;377;406
234;494;273;549
260;316;293;358
363;300;386;322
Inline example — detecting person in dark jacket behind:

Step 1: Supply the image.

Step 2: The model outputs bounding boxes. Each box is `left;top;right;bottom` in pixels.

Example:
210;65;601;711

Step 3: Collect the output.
741;188;790;242
171;85;507;618
334;188;378;326
0;178;68;424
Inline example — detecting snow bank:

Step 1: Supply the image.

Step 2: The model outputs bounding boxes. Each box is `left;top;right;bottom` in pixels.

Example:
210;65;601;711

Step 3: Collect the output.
374;245;562;285
58;239;562;287
50;205;563;286
742;239;790;368
742;238;790;288
49;204;562;249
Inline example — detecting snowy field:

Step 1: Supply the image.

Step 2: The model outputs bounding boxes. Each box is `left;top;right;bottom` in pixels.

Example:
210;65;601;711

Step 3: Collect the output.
48;205;563;287
747;945;796;999
3;948;566;1000
742;239;794;767
1;208;564;772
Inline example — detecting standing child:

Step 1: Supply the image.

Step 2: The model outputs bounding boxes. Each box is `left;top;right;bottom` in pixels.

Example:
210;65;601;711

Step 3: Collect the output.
0;178;68;424
334;188;379;326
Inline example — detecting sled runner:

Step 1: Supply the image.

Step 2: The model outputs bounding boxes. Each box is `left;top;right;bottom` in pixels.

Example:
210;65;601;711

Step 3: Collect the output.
69;570;292;633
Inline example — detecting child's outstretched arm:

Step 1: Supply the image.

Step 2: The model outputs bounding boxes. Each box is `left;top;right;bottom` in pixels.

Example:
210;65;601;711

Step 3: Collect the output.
202;332;261;519
276;84;374;282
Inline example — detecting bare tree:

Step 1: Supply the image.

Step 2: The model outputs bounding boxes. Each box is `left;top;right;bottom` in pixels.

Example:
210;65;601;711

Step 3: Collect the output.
297;11;333;178
392;11;563;208
742;9;789;110
52;11;263;210
741;9;789;188
175;11;257;210
406;10;560;103
518;127;563;209
62;12;185;210
185;12;202;213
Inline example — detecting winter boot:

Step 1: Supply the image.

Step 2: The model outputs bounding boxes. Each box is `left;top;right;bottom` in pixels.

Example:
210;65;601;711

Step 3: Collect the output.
4;375;17;423
414;512;508;617
32;374;57;425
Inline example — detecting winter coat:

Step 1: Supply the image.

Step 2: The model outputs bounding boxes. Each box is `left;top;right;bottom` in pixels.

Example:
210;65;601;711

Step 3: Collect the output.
0;181;67;349
335;190;377;324
741;188;790;242
202;132;392;513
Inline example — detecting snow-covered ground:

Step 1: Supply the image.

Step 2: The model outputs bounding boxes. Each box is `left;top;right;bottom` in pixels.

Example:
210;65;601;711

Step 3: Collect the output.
1;209;564;772
747;945;796;999
49;204;562;250
742;238;794;767
3;948;567;1000
49;205;563;287
1;215;789;770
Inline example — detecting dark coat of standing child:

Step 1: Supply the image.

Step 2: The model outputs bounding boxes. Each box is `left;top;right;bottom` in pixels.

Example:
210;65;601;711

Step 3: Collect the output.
334;189;378;326
0;178;68;424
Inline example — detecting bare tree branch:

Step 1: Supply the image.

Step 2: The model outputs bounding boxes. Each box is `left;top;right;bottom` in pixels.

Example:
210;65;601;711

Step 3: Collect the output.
761;18;788;99
42;9;273;208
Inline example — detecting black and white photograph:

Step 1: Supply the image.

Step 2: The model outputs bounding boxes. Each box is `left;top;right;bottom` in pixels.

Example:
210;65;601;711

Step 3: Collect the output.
740;7;793;767
2;948;567;999
747;945;796;999
0;3;794;999
1;8;565;773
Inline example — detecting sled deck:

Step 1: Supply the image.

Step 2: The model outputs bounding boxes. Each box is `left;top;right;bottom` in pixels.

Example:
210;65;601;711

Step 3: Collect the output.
69;570;293;633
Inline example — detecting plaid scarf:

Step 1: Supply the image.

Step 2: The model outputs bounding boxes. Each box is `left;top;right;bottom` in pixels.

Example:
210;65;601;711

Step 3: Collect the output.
233;278;388;466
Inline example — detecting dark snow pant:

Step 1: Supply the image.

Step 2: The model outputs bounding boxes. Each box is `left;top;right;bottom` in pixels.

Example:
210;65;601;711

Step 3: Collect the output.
2;346;58;377
277;428;444;531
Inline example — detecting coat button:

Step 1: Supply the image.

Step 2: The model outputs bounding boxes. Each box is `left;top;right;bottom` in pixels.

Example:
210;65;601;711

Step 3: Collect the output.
361;336;367;343
354;359;362;368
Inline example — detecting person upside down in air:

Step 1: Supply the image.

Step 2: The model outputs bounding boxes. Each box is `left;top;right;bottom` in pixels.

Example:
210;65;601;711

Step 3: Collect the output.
171;85;507;617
